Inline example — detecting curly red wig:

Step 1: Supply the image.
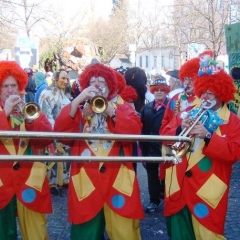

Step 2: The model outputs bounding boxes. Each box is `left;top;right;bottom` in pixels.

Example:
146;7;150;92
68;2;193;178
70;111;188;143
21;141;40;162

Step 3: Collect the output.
79;63;118;100
179;57;199;81
114;70;126;94
120;85;138;103
194;69;236;103
0;61;28;92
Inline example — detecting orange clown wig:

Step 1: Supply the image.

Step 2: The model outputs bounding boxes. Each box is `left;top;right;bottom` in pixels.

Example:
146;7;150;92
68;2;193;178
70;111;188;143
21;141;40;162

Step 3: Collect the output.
194;68;236;103
79;63;118;100
0;61;28;92
179;57;200;82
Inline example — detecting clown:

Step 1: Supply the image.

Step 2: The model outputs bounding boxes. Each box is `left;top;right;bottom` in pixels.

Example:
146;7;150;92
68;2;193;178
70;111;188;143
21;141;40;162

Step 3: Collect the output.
159;57;201;186
0;61;52;240
54;63;144;240
161;54;240;240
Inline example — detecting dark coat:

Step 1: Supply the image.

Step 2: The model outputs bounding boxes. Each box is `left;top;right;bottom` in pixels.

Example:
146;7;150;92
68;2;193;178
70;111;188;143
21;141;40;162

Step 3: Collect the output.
140;98;169;157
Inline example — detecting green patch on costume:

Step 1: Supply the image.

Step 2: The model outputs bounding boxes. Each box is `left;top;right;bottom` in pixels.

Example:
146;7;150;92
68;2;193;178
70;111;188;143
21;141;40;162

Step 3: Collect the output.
198;157;212;172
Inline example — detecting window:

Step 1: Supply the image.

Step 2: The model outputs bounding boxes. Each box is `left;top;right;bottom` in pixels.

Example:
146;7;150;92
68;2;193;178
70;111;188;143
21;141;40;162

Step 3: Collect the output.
161;55;164;68
154;56;157;68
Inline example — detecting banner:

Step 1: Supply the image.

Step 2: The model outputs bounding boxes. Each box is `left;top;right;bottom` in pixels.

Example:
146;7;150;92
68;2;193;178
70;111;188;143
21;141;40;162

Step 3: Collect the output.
14;37;38;69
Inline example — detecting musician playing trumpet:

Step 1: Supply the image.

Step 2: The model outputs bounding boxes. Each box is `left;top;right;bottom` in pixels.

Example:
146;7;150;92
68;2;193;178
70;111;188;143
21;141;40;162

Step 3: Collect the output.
54;63;144;240
161;54;240;240
0;61;53;240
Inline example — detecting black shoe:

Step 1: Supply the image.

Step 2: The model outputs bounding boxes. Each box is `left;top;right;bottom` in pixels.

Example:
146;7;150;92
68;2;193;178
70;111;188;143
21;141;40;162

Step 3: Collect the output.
50;187;59;195
145;202;159;213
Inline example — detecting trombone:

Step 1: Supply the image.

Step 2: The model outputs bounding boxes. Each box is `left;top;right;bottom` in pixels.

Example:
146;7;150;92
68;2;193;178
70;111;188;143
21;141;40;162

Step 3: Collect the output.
0;131;191;164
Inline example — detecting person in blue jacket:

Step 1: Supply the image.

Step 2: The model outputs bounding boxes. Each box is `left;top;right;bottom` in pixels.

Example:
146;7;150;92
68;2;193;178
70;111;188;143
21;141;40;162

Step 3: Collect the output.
34;72;48;104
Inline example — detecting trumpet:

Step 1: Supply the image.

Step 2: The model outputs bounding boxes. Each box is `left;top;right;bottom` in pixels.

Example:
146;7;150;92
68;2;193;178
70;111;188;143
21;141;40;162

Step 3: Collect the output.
90;87;108;113
171;100;215;159
15;101;41;120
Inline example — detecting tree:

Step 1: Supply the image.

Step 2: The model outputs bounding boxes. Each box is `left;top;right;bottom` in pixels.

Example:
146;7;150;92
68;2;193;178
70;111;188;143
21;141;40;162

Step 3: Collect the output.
167;0;240;59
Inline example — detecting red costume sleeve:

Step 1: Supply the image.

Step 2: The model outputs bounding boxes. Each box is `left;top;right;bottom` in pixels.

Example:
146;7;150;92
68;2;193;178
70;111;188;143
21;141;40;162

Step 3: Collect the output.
203;113;240;163
25;112;53;148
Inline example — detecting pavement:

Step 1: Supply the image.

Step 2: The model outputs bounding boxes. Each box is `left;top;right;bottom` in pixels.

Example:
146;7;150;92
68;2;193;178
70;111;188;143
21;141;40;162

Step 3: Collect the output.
17;161;240;240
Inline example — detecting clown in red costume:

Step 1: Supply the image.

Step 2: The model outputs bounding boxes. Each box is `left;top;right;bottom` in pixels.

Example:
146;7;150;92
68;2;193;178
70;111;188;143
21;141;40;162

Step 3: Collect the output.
0;61;53;240
159;57;201;194
54;63;144;240
161;54;240;240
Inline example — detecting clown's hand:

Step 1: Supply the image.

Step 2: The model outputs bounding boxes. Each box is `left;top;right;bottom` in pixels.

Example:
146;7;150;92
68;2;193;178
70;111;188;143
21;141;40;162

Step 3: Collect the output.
56;142;66;154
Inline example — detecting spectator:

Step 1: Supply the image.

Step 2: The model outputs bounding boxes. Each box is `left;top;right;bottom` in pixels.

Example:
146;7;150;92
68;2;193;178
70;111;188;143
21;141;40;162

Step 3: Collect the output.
140;77;170;213
39;70;72;195
124;67;147;113
34;72;48;104
24;68;36;103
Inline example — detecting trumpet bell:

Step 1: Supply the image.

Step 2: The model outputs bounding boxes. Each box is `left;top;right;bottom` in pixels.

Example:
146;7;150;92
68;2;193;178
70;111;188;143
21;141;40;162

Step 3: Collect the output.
172;139;193;159
90;95;108;113
22;102;41;120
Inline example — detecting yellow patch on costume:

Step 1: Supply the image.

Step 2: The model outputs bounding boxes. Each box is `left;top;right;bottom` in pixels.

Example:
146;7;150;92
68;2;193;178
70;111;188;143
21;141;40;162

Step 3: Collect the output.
72;167;95;201
0;178;3;187
25;162;47;192
113;164;134;196
197;174;227;209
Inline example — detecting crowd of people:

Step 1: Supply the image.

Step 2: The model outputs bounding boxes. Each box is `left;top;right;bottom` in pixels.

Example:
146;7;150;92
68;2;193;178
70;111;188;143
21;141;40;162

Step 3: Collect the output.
0;48;240;240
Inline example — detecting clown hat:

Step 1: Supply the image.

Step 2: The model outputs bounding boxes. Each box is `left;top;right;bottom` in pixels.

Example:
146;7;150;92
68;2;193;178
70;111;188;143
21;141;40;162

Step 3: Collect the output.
150;77;170;94
194;52;236;103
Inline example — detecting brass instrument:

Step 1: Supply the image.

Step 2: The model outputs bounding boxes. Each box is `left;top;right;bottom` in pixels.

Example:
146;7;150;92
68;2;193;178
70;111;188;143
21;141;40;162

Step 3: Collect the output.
90;86;108;113
171;107;207;159
171;101;215;160
16;101;41;120
90;95;108;113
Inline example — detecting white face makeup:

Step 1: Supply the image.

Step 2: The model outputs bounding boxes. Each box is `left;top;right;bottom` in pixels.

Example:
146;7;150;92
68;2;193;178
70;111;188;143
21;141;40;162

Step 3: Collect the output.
89;76;110;98
183;77;194;94
200;91;221;110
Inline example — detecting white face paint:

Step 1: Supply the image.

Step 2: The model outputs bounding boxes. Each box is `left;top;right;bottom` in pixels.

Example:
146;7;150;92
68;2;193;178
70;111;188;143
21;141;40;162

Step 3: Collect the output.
201;99;217;109
89;76;110;98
